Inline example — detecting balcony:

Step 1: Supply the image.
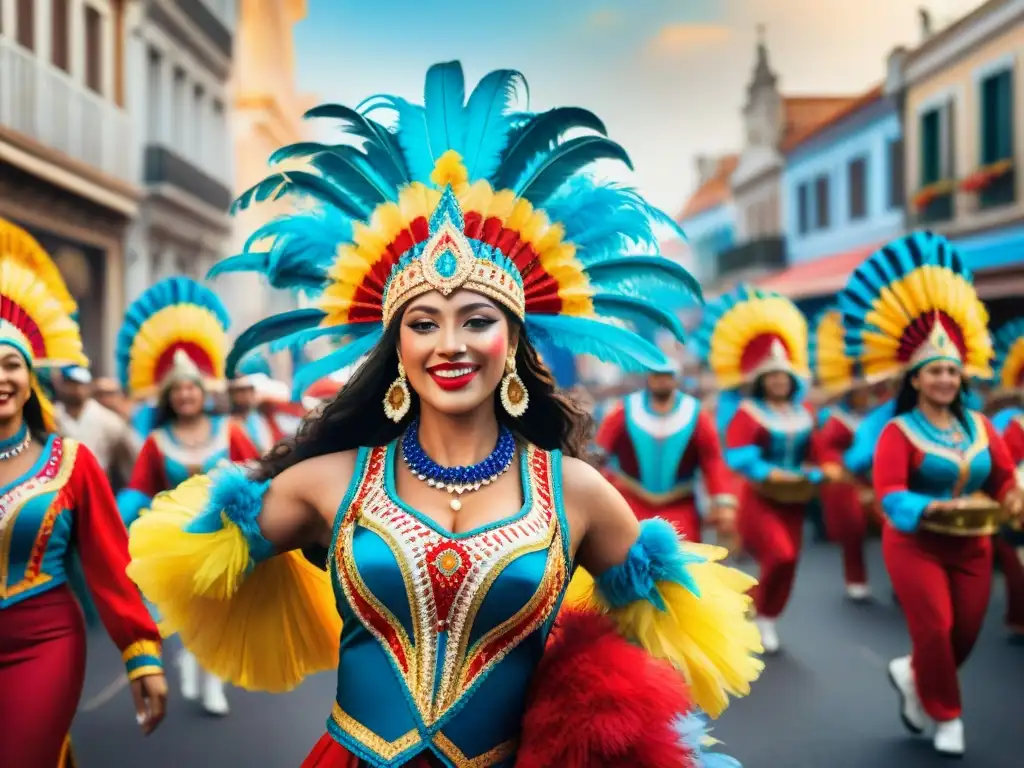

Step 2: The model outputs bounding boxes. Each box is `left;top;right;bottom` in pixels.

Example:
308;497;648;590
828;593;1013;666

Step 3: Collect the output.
979;169;1017;210
716;235;787;277
143;145;233;211
916;192;955;225
0;37;134;184
176;0;234;56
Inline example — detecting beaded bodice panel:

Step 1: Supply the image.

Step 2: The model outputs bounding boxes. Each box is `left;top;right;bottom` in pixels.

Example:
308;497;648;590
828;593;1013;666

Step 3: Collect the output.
0;436;78;607
327;441;569;766
151;415;230;489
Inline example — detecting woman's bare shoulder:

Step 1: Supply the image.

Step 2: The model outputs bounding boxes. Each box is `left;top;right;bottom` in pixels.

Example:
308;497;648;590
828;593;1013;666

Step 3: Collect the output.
274;449;364;518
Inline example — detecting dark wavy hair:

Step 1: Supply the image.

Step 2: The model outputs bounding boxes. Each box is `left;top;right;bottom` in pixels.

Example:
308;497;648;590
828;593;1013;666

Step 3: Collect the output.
894;368;971;429
251;312;592;482
24;389;49;438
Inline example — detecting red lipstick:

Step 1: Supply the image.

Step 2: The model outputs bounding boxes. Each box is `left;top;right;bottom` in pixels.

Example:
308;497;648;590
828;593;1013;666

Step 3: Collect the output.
427;362;481;391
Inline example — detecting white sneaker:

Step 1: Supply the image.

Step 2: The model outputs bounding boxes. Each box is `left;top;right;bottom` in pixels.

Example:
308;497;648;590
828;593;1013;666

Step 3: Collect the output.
754;617;780;654
845;583;872;601
933;718;964;757
202;674;230;716
887;656;930;734
178;650;199;701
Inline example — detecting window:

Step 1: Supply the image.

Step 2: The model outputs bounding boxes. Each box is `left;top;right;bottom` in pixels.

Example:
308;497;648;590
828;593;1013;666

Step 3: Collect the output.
848;157;867;220
51;0;69;71
887;138;904;209
814;175;830;230
84;5;102;93
797;184;809;234
980;68;1013;164
173;67;187;150
920;108;941;185
16;0;33;50
146;47;162;143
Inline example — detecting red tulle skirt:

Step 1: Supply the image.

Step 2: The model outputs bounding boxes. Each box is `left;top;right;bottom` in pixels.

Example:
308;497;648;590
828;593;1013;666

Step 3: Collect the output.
0;585;87;768
301;734;443;767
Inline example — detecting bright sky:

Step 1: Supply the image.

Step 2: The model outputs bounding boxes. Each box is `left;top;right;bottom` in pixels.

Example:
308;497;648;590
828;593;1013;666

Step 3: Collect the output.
293;0;986;216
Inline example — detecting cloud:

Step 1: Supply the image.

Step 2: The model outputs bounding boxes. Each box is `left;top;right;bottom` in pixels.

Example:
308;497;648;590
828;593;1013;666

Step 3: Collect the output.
649;23;731;56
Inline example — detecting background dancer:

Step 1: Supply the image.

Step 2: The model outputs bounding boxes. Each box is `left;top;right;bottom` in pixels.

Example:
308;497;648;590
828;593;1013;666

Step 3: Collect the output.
695;285;822;654
596;368;737;543
841;231;1024;758
0;254;166;768
116;276;258;717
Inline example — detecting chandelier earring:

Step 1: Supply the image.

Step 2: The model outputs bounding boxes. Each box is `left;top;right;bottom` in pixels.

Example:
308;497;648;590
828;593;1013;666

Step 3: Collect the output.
384;360;411;423
499;353;529;418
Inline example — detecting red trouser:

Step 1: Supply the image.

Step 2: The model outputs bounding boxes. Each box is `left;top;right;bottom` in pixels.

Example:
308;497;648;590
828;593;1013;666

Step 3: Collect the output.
0;586;87;768
820;481;868;585
882;526;992;721
737;481;804;618
994;537;1024;631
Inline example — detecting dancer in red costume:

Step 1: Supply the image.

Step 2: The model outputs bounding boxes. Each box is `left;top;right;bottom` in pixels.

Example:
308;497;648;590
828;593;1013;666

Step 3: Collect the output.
840;232;1024;757
694;286;822;654
0;235;166;768
811;308;876;601
596;370;736;543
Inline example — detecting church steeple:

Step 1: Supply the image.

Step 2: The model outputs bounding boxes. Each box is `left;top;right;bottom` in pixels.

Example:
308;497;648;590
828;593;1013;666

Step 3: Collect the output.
747;24;777;102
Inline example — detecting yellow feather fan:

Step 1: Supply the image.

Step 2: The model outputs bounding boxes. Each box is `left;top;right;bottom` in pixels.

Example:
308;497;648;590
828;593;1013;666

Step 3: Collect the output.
127;475;342;692
811;308;855;394
564;542;764;719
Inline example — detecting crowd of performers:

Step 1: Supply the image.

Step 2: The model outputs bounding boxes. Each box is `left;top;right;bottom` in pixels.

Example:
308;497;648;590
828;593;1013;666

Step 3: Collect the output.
1;59;1023;768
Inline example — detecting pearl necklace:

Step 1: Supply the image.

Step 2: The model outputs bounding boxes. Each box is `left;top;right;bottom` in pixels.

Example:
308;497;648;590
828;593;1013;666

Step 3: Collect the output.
401;421;516;511
0;423;31;461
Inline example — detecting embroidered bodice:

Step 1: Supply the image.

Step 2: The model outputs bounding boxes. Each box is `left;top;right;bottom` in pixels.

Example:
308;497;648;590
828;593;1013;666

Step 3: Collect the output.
0;436;77;608
152;415;231;488
891;409;991;498
740;399;814;470
616;391;700;494
327;441;570;767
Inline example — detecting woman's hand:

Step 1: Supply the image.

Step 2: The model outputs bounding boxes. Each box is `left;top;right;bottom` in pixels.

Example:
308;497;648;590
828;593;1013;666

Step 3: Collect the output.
131;673;168;735
926;499;958;515
767;468;801;483
820;463;845;483
1003;488;1024;519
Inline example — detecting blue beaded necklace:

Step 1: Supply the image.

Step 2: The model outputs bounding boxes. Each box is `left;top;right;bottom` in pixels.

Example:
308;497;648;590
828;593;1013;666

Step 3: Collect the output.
910;409;970;451
0;422;31;461
401;420;516;511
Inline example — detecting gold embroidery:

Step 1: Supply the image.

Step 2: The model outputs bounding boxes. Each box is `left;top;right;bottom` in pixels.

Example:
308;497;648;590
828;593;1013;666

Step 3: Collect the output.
0;439;77;599
892;412;989;497
433;732;517;767
122;639;163;663
331;702;419;760
331;443;566;736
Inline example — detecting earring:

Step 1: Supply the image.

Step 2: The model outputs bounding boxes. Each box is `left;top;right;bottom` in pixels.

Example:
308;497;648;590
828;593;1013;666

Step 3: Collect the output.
500;354;529;418
384;361;411;423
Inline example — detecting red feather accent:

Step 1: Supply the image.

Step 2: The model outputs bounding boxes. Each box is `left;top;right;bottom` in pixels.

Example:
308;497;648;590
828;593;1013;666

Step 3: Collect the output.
153;342;215;381
896;311;966;363
516;609;696;768
0;298;46;358
739;333;788;375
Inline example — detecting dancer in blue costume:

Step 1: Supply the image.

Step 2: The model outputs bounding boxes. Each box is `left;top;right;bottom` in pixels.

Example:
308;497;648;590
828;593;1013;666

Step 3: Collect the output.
127;62;763;768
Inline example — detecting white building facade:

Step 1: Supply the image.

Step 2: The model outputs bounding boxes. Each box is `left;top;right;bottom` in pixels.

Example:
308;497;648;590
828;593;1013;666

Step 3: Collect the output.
123;0;237;303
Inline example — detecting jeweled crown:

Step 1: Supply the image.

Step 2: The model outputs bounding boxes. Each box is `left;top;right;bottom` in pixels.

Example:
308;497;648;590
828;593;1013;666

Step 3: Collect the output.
908;314;963;370
380;186;526;327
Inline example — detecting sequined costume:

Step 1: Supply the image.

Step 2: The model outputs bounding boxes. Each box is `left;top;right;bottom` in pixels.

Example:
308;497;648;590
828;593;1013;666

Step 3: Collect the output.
126;62;763;767
596;390;735;542
0;235;162;768
840;232;1021;754
810;308;874;594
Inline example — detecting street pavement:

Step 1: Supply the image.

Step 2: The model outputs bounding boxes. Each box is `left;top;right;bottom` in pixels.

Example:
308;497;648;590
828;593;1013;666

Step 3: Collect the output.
71;538;1023;767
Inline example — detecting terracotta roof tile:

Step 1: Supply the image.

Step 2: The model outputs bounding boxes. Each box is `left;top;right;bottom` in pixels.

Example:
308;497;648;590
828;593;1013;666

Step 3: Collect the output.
779;95;861;153
678;154;739;220
783;85;885;153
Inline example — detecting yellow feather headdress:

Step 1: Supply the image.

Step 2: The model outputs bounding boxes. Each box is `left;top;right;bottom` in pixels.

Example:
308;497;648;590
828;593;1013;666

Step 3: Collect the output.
692;285;810;390
0;216;77;315
810;308;857;395
838;231;991;381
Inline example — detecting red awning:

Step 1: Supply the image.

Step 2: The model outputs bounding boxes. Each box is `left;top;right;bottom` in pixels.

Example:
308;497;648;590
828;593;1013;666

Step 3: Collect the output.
756;243;881;299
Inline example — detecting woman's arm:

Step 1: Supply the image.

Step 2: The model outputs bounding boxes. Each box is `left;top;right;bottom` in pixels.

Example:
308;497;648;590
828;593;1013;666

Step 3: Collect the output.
69;442;167;732
1002;418;1024;467
116;436;167;527
980;416;1022;506
724;405;794;482
563;457;763;720
873;422;933;532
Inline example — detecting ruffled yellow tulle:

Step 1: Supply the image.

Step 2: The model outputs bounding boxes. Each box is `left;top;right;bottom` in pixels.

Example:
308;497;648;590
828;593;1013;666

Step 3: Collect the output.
126;475;341;693
564;543;764;718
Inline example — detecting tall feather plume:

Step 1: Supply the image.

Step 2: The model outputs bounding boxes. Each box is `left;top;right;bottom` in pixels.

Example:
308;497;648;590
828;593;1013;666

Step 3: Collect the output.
303;103;410;187
423;61;468;163
461;68;525;180
526;315;673;373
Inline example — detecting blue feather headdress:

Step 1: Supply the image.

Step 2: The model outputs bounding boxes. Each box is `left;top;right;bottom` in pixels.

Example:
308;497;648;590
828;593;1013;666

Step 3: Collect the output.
216;61;699;396
991;318;1024;392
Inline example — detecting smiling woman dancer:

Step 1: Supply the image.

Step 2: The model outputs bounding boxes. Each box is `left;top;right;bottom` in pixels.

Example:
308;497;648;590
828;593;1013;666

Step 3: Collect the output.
0;254;166;768
840;231;1024;758
127;62;762;767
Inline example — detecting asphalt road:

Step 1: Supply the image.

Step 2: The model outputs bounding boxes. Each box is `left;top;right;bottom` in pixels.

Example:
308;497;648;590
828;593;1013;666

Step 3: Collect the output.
71;538;1023;768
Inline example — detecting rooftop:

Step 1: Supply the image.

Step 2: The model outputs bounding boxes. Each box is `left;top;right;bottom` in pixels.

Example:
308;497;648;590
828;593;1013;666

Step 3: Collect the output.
782;85;885;153
678;154;740;220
